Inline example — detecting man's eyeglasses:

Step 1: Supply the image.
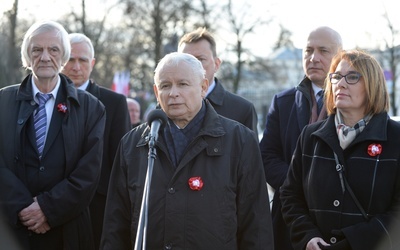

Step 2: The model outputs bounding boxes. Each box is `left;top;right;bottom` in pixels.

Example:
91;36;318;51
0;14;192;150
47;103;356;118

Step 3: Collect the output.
329;72;362;85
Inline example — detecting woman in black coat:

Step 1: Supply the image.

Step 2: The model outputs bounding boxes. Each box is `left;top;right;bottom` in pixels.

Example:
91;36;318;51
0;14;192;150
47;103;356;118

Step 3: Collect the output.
281;50;400;250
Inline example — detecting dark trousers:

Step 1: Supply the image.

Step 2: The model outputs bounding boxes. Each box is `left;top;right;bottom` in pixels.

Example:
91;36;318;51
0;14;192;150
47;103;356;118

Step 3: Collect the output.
89;193;106;250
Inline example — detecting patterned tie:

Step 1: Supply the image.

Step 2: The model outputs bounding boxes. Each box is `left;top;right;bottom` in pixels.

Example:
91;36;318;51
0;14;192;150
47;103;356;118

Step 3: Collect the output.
317;90;324;115
34;93;52;157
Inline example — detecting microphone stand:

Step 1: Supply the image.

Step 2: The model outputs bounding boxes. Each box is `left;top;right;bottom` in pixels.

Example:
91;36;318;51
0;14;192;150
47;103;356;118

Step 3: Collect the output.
134;135;158;250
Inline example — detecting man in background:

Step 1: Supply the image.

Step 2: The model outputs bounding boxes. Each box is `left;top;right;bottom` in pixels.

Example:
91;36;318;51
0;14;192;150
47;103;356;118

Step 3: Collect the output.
62;33;130;250
259;26;343;250
178;27;259;137
126;97;141;128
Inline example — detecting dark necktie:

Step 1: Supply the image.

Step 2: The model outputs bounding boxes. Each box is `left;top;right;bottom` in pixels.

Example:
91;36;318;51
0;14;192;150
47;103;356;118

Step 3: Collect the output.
317;90;324;115
34;93;52;157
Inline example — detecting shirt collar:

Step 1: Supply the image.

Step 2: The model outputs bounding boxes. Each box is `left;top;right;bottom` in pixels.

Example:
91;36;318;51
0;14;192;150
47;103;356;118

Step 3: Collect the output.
311;82;323;99
206;79;216;96
78;80;90;90
31;75;61;103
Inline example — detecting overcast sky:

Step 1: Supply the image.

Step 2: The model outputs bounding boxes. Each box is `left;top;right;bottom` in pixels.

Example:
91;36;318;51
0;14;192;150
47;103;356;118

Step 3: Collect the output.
1;0;398;57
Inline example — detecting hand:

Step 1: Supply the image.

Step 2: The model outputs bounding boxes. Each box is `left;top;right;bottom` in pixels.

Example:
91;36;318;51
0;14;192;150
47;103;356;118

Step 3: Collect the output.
318;239;351;250
32;221;51;234
317;230;350;250
18;200;50;233
307;237;329;250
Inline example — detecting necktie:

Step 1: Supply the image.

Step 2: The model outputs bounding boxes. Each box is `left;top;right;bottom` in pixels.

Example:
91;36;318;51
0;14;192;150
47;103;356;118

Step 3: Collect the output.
317;90;324;115
34;93;52;157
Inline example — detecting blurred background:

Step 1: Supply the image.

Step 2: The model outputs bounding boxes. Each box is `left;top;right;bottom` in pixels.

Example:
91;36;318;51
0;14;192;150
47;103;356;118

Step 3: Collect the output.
1;0;399;127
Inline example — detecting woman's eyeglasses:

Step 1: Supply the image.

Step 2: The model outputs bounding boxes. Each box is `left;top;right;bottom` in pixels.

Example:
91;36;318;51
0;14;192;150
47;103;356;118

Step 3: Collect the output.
329;72;362;85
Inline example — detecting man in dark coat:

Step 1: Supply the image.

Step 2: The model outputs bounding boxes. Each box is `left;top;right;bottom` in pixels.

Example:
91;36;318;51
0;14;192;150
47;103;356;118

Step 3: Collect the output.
100;52;273;249
178;27;259;137
62;32;131;250
259;26;342;250
0;21;105;250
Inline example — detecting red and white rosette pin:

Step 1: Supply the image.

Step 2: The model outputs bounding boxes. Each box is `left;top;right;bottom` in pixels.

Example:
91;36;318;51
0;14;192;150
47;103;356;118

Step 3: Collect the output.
367;143;382;157
188;176;204;191
57;103;68;113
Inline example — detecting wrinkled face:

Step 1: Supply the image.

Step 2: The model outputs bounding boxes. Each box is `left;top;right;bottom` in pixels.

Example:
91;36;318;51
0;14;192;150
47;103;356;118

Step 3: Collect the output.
153;62;208;127
303;30;339;87
127;101;141;125
178;39;221;85
29;30;64;81
62;42;95;87
332;60;367;116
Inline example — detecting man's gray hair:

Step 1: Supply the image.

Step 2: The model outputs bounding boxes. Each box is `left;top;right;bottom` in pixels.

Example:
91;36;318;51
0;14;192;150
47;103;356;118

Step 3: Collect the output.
21;20;70;70
69;33;95;59
154;52;206;84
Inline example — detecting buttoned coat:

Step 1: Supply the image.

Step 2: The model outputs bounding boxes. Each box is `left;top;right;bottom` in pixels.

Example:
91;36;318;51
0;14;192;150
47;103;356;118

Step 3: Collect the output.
0;74;105;250
259;77;313;250
281;113;400;250
101;101;273;250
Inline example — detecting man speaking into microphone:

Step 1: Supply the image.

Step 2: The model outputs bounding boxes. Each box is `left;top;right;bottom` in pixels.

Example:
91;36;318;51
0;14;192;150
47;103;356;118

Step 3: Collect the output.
100;52;273;250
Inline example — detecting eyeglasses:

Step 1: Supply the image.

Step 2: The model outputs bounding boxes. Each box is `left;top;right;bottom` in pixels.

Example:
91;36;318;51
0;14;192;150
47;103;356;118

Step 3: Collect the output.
329;72;362;85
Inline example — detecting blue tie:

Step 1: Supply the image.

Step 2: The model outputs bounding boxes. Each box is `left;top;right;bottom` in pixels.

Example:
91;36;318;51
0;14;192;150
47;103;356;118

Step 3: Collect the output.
317;90;324;115
34;93;52;157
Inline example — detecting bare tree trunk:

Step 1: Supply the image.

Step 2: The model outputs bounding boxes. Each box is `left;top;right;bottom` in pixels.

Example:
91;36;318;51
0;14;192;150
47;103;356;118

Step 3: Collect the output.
81;0;86;34
225;0;268;94
383;10;399;116
233;40;242;93
152;0;163;64
5;0;20;87
389;48;397;115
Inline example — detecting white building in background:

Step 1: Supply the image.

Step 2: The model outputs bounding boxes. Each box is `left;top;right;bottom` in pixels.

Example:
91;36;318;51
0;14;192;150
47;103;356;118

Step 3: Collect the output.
232;46;303;128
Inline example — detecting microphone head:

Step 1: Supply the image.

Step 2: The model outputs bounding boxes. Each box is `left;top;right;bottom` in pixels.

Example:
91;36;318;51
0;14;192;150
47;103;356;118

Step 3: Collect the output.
147;109;168;129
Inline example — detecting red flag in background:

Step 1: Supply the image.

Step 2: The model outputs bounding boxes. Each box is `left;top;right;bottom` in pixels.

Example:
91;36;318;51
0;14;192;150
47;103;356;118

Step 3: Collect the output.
111;71;130;96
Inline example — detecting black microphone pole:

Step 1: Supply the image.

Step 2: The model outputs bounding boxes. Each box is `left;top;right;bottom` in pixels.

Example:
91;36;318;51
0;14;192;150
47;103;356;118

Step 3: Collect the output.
134;109;167;250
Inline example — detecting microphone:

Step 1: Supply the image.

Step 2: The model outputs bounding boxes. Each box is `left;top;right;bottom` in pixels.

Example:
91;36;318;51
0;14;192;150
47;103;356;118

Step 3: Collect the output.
135;109;167;250
147;109;168;146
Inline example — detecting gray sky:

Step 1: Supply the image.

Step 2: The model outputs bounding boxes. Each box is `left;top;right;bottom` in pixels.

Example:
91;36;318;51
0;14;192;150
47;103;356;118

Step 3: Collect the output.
2;0;398;56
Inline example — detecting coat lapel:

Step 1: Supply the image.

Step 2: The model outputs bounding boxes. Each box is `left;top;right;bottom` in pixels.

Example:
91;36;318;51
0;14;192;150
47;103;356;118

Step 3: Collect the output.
42;84;68;159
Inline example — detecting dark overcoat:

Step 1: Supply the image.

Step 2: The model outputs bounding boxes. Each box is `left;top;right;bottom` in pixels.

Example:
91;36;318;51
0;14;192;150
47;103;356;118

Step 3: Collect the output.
101;101;273;250
207;78;259;136
281;113;400;250
85;79;130;196
0;74;105;250
259;77;313;250
85;79;130;249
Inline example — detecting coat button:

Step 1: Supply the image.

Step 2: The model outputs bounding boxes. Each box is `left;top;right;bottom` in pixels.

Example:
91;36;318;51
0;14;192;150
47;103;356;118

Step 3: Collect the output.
213;148;218;152
168;187;175;194
333;200;340;207
330;237;337;244
17;119;24;125
39;166;45;172
164;243;172;249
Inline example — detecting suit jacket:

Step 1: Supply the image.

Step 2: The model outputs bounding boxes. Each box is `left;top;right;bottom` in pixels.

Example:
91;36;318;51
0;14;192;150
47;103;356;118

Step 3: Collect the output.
86;80;130;195
259;76;313;250
0;73;106;250
207;78;258;136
